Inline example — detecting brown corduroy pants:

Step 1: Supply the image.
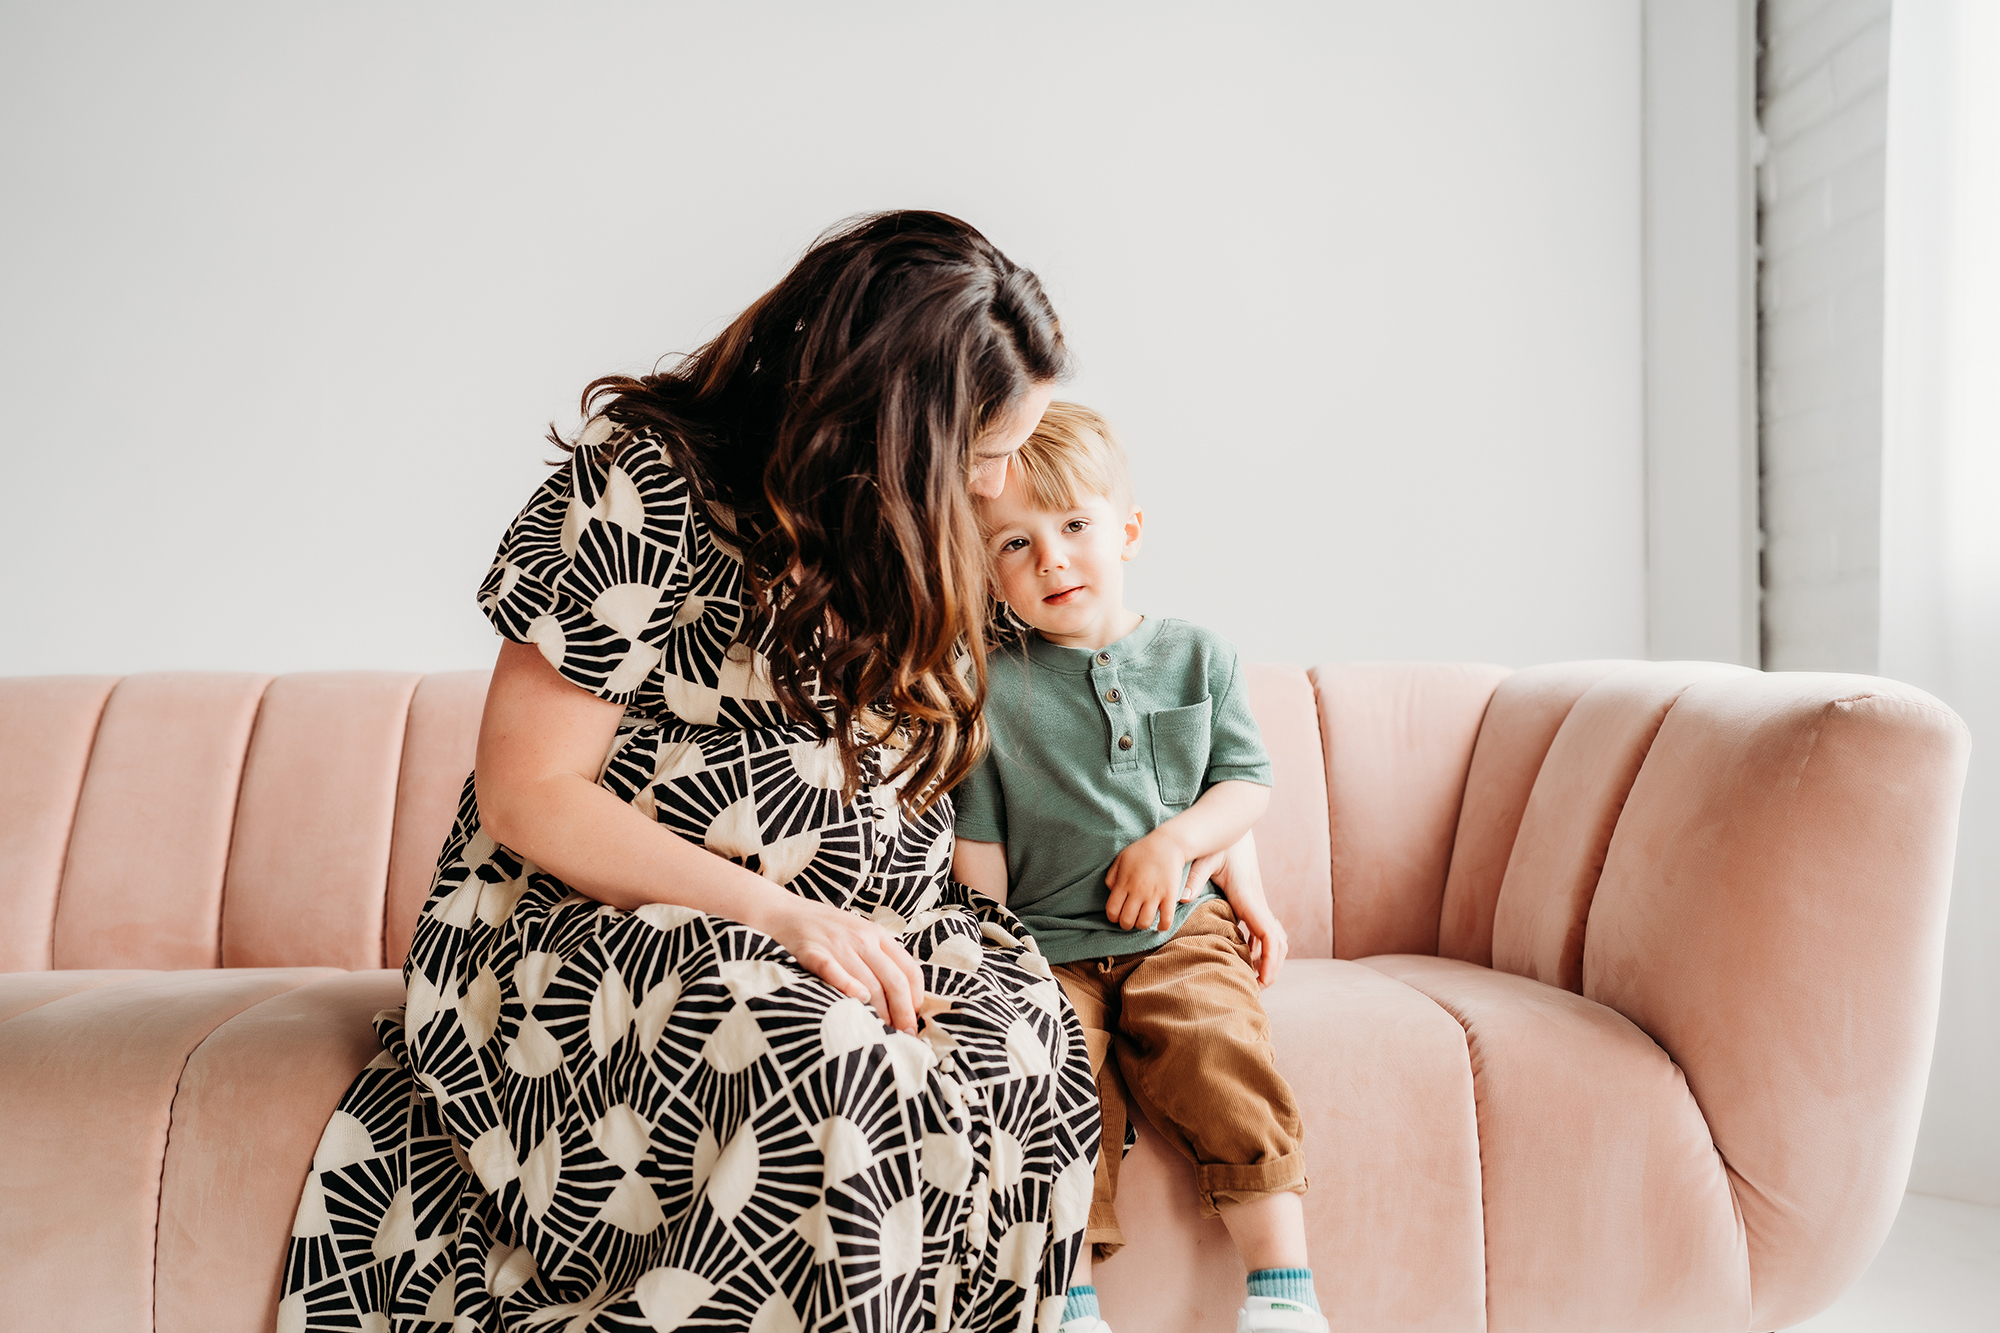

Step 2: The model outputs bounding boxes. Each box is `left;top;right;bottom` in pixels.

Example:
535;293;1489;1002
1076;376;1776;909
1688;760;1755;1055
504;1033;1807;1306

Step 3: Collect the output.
1053;898;1308;1259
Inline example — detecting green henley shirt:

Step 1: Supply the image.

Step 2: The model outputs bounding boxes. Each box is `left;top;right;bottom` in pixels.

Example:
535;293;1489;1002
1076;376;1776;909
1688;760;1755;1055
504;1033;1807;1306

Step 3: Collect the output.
951;615;1273;964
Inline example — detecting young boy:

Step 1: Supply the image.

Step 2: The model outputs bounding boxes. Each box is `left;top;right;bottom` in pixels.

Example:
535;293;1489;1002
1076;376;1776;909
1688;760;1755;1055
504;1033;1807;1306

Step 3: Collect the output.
952;404;1326;1333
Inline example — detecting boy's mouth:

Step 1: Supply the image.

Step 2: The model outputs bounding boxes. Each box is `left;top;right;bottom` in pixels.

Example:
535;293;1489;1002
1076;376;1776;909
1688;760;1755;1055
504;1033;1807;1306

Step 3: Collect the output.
1043;584;1085;606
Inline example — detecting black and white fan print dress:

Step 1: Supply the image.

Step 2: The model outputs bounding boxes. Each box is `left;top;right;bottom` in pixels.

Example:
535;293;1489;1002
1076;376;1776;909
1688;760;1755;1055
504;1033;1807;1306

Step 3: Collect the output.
279;418;1099;1333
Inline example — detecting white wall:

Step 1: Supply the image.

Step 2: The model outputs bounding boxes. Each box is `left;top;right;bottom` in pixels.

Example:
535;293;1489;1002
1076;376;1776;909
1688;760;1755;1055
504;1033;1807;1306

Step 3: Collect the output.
0;1;1647;677
1641;0;1760;666
1756;0;1892;673
1882;0;2000;1210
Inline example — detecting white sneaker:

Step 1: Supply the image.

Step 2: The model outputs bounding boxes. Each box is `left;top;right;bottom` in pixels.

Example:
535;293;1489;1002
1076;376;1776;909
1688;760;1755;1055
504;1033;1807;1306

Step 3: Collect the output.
1237;1295;1329;1332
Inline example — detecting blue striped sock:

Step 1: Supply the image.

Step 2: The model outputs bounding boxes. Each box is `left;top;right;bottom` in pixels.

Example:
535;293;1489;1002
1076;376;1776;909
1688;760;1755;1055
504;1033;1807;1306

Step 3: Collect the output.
1247;1267;1320;1313
1063;1285;1099;1325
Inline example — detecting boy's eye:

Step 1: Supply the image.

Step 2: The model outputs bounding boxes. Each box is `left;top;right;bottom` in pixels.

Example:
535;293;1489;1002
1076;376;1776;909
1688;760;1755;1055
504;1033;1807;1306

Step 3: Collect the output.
998;537;1028;554
1064;519;1089;533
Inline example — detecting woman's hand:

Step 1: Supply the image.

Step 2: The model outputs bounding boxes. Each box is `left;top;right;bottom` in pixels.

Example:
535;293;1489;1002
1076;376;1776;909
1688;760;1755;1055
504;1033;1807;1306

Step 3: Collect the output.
759;894;926;1035
1104;828;1187;932
476;640;927;1033
1213;832;1287;987
1184;848;1228;900
1229;887;1290;988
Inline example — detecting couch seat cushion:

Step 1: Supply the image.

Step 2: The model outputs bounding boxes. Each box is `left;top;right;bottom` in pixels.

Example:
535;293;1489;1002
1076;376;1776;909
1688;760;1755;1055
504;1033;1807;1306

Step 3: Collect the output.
1365;954;1751;1333
0;967;404;1333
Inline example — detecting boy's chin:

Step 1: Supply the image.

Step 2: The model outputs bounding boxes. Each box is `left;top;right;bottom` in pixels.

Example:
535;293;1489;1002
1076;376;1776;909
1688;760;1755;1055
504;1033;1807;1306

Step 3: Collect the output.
1024;609;1083;635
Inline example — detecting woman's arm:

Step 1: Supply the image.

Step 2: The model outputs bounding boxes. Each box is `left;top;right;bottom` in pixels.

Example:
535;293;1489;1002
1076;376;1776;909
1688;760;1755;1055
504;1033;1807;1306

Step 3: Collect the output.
476;639;925;1033
1102;779;1271;932
952;838;1009;905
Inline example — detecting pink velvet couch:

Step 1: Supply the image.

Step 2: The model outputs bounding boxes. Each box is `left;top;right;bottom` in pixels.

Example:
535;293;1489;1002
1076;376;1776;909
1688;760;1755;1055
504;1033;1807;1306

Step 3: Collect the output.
0;661;1968;1333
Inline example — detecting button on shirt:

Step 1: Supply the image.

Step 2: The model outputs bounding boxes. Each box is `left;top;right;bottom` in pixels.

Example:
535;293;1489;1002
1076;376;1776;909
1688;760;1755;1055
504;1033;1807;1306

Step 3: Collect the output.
952;615;1273;964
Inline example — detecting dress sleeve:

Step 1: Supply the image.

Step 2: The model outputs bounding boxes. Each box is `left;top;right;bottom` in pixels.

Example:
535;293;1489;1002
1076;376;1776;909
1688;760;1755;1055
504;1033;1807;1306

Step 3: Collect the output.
476;419;695;704
1205;650;1274;788
952;747;1009;843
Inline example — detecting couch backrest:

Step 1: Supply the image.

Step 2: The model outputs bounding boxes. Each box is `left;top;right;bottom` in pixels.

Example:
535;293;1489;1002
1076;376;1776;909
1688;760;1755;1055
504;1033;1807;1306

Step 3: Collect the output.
2;664;1357;972
1306;662;1513;958
0;661;1965;994
0;671;486;972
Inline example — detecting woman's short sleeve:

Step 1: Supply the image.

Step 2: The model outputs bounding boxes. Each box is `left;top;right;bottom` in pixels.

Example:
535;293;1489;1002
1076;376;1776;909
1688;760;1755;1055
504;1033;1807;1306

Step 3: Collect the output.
477;419;694;704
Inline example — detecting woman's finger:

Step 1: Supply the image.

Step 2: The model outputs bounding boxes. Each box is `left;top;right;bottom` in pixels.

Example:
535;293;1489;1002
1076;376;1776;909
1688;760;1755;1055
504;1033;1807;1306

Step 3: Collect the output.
893;939;925;1002
1261;930;1288;985
850;935;913;1032
871;946;919;1033
803;946;871;1005
1186;851;1226;899
837;949;895;1029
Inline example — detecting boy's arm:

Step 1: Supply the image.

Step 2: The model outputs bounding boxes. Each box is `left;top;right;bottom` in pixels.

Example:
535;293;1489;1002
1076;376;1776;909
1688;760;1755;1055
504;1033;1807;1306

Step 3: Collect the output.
951;744;1008;904
1104;779;1270;931
953;838;1009;905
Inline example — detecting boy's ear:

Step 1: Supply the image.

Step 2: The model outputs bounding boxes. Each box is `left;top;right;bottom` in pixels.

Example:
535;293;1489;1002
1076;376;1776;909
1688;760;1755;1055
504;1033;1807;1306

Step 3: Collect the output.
1121;504;1145;561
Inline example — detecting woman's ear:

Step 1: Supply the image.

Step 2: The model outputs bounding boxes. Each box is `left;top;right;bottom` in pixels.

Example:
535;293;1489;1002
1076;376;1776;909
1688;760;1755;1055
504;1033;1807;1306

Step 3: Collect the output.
1121;504;1145;561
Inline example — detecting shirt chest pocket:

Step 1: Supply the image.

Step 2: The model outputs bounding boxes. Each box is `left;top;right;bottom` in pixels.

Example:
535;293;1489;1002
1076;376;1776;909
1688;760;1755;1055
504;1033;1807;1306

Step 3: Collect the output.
1147;700;1212;807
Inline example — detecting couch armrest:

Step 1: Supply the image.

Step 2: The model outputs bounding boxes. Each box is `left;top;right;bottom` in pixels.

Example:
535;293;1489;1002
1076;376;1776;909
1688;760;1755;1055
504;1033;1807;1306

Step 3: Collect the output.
1582;673;1969;1330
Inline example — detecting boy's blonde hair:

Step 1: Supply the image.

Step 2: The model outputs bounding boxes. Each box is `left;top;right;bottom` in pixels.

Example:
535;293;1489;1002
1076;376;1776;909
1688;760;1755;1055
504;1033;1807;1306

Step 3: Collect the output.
1012;401;1132;510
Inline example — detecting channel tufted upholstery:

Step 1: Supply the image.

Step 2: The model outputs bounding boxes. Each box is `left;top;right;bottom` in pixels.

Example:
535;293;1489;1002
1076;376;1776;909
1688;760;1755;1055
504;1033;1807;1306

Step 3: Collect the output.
0;662;1968;1333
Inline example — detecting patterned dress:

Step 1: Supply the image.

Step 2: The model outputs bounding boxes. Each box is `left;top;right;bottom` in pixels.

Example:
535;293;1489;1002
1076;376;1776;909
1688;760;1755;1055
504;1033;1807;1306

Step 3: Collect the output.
280;418;1098;1333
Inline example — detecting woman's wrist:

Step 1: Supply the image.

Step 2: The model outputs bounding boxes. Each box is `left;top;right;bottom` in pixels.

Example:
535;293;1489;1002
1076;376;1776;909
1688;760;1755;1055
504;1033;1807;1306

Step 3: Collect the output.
723;874;809;938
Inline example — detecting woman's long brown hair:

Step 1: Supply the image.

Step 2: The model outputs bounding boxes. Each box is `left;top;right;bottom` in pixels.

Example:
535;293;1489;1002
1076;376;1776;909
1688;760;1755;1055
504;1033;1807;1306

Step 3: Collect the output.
553;211;1069;811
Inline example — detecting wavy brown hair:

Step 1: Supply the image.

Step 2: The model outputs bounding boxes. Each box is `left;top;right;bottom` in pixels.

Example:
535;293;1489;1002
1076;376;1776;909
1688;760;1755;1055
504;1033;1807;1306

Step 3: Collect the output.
554;211;1069;810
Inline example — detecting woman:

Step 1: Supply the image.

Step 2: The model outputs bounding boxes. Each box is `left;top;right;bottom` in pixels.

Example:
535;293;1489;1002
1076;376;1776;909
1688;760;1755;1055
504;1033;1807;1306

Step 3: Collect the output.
282;212;1096;1333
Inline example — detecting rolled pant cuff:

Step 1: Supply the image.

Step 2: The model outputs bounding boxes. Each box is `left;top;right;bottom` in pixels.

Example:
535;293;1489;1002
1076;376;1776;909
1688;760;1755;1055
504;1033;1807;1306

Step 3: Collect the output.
1194;1150;1309;1217
1086;1205;1126;1261
1086;1203;1125;1246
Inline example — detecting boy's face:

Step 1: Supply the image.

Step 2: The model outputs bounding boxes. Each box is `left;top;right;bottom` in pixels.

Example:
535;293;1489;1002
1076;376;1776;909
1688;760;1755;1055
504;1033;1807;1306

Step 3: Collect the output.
980;469;1144;650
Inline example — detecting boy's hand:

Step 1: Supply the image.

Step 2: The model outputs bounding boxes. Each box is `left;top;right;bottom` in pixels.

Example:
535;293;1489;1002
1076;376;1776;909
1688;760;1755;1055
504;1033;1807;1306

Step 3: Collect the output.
1104;829;1187;932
